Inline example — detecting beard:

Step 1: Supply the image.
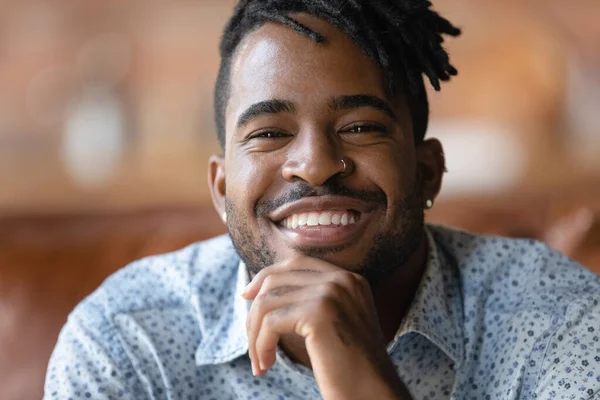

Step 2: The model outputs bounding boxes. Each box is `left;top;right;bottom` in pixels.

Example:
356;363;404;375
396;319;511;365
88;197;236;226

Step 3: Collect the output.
225;179;424;287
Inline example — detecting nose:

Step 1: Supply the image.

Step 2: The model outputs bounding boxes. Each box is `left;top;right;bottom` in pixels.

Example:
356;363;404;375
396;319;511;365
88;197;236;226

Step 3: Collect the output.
281;129;344;186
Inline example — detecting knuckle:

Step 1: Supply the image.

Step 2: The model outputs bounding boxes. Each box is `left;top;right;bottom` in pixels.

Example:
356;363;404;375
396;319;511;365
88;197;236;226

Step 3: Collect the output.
342;271;369;293
354;273;369;289
253;294;271;315
280;259;295;269
263;309;281;329
262;275;277;291
335;271;356;288
271;285;295;297
321;281;344;299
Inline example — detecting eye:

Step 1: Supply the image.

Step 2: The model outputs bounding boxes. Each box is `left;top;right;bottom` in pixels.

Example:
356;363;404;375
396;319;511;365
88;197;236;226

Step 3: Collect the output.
249;130;291;140
341;123;387;135
338;122;391;146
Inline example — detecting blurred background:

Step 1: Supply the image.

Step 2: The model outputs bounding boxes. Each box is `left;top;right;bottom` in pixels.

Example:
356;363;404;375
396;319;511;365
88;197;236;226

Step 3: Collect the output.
0;0;598;398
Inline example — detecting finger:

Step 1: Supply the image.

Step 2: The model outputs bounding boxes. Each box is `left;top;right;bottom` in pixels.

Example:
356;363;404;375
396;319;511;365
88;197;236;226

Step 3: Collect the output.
250;269;369;312
254;303;298;374
247;285;304;375
254;295;345;374
251;282;356;374
242;259;319;298
246;268;325;375
243;269;323;300
243;256;357;298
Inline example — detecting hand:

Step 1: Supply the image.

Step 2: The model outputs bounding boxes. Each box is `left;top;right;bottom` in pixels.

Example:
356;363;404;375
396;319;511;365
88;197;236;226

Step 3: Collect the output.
241;256;412;400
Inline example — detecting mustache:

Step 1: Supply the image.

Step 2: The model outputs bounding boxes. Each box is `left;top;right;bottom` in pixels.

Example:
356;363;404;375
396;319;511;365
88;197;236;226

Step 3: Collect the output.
255;179;387;217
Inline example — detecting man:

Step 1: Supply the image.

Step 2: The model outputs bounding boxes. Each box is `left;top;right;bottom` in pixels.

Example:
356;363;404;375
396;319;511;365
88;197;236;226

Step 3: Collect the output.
45;1;600;399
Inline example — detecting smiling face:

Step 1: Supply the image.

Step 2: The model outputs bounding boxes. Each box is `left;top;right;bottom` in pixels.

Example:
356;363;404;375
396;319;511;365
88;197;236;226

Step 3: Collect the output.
209;14;445;284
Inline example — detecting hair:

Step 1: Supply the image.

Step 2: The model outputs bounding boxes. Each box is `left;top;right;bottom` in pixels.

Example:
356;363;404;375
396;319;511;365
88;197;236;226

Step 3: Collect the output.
214;0;461;149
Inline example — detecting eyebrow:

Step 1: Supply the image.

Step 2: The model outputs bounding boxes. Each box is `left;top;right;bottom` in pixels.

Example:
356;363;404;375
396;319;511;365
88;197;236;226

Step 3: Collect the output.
329;94;397;120
236;100;296;129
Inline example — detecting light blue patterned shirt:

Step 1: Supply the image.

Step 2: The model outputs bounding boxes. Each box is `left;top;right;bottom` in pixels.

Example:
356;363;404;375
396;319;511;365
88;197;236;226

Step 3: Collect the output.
45;225;600;399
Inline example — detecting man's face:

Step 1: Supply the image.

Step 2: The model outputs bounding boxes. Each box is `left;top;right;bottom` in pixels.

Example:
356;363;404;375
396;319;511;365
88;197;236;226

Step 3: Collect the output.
210;15;442;284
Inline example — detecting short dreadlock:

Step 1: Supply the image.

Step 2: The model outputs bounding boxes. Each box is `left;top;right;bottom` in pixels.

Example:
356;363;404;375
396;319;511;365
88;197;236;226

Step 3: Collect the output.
214;0;461;149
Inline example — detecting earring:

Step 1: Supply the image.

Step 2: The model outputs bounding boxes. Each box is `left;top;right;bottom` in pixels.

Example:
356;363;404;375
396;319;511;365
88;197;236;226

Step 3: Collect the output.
425;199;434;209
222;212;227;223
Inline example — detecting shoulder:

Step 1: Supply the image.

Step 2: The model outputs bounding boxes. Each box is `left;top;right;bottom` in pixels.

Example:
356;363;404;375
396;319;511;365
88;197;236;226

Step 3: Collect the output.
429;225;600;399
45;235;241;398
429;224;599;302
59;234;241;355
75;234;239;319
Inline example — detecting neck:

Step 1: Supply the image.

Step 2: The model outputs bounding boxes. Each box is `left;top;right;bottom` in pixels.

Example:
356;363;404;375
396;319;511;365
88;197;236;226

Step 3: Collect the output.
373;233;429;343
279;232;430;369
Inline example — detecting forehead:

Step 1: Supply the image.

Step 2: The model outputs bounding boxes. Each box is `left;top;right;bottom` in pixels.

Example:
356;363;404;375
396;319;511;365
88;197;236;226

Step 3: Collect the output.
225;15;389;126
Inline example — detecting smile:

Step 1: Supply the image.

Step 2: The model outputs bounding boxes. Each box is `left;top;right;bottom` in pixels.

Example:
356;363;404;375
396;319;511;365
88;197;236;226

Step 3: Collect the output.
267;195;376;248
280;210;361;229
273;209;367;248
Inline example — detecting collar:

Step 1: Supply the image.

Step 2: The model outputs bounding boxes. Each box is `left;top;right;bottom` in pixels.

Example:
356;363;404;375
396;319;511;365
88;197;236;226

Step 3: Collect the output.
389;226;465;365
194;244;250;366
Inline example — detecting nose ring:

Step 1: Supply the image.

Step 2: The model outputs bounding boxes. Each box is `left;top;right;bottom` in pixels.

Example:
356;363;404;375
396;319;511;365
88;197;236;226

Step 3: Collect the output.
341;159;347;174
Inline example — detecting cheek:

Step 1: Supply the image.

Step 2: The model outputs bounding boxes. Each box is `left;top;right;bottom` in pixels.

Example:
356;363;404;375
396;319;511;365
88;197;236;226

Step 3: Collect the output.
226;153;280;210
358;145;417;197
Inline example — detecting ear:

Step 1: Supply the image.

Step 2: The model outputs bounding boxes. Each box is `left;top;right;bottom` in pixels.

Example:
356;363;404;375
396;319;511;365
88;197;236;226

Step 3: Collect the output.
415;138;445;206
208;154;227;224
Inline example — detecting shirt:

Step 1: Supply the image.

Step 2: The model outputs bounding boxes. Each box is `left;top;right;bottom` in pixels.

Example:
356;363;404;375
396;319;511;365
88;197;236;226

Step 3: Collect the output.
44;224;600;400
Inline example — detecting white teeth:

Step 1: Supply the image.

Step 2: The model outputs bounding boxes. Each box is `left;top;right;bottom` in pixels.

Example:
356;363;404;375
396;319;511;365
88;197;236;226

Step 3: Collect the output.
318;213;331;225
298;213;307;226
307;212;320;226
281;211;358;229
340;214;349;225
